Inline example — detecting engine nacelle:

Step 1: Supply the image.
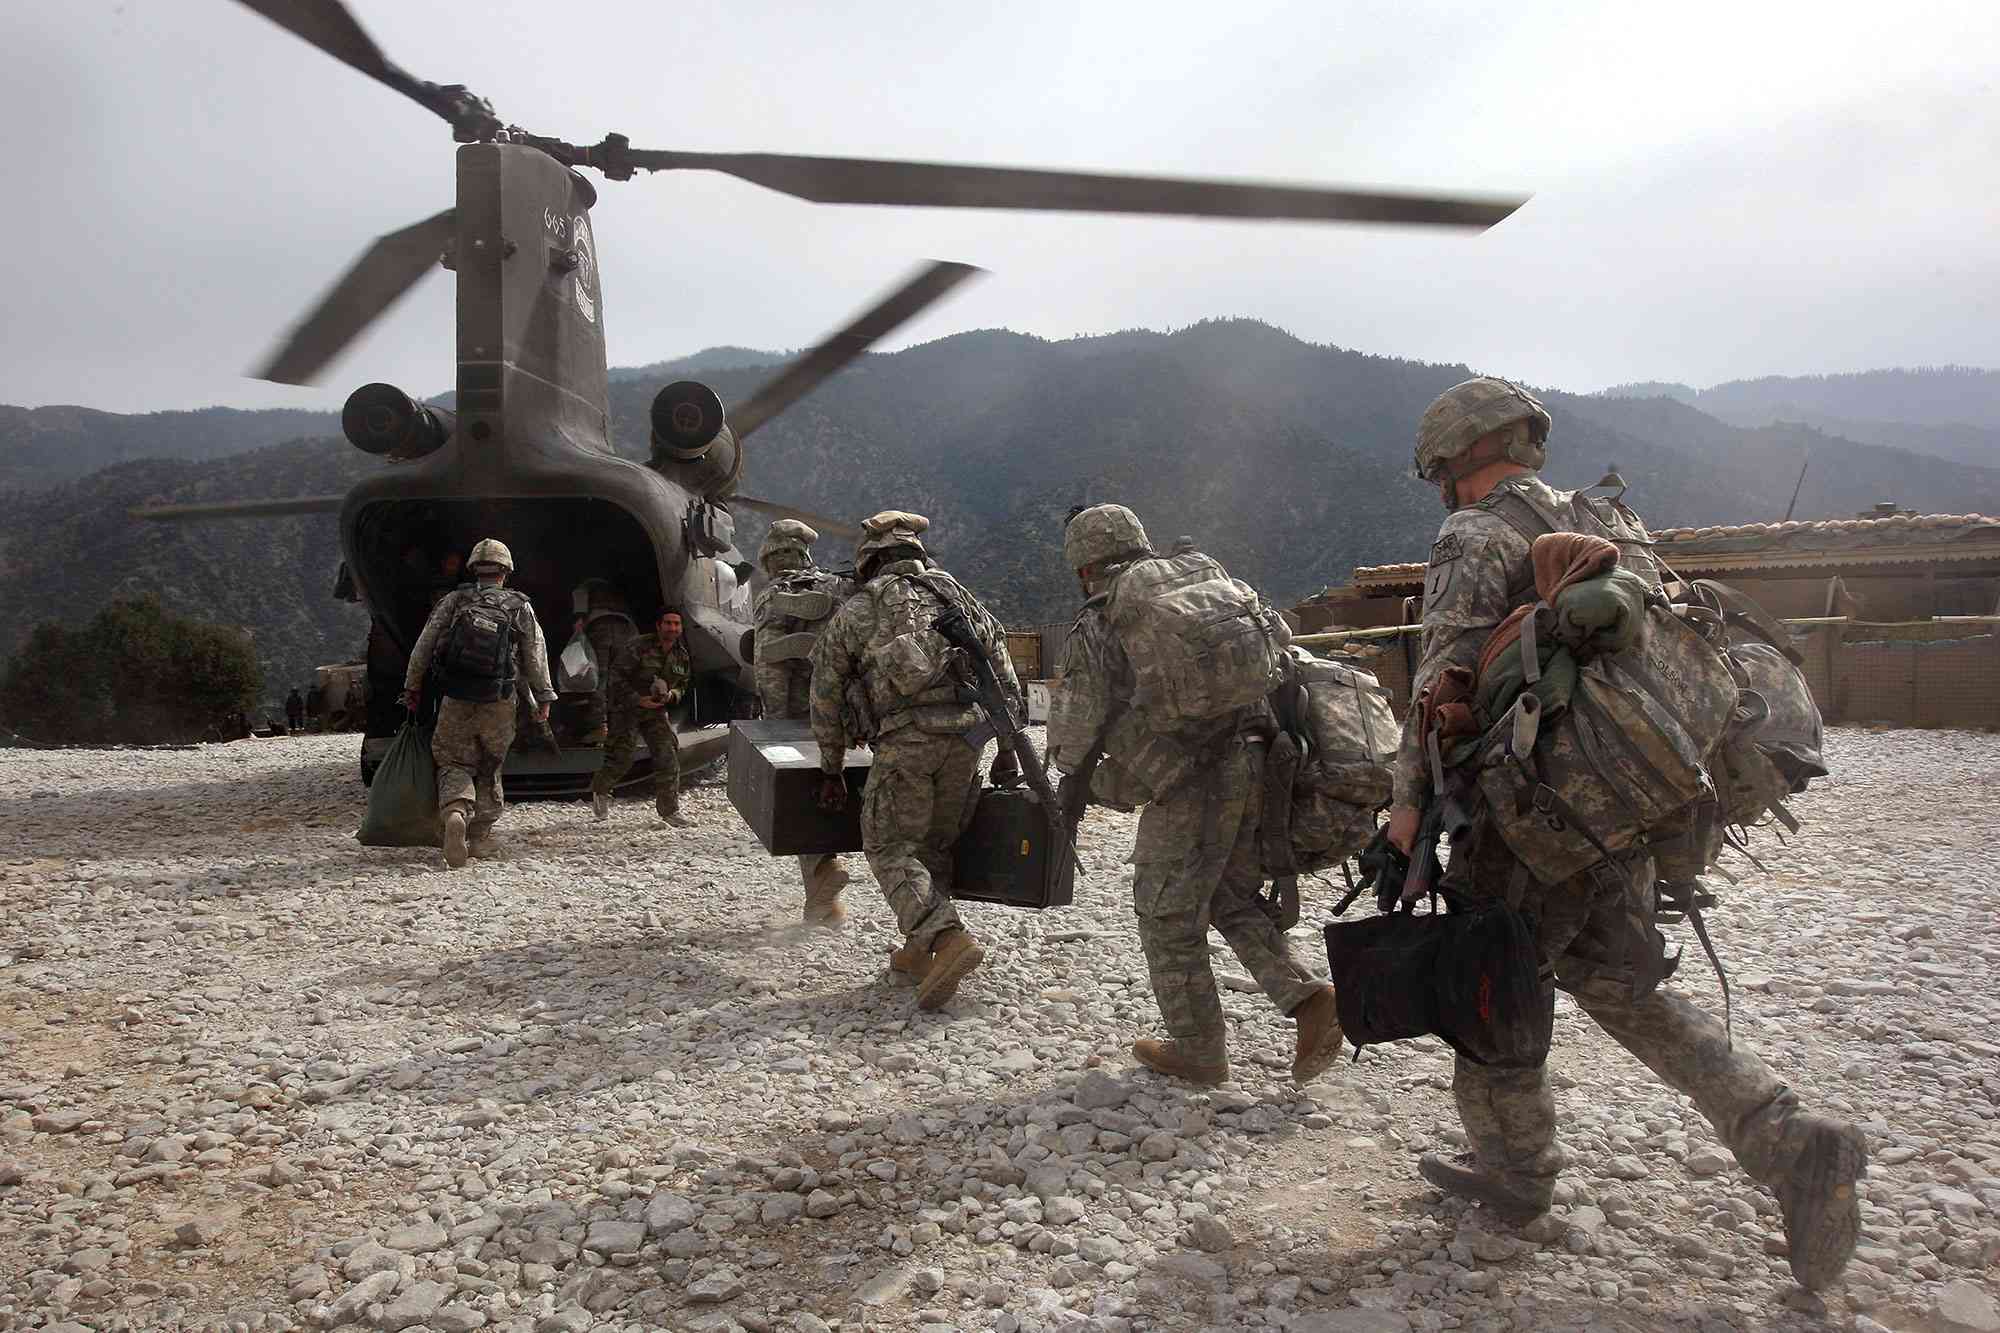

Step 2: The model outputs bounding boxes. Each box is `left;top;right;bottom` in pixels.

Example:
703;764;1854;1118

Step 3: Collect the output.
648;380;741;498
343;383;454;460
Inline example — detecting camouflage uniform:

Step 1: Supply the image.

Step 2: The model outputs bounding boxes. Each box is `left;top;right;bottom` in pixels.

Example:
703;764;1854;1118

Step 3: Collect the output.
405;584;555;843
753;529;854;903
591;635;691;811
1403;430;1862;1286
1051;571;1321;1067
809;556;1016;951
571;579;639;739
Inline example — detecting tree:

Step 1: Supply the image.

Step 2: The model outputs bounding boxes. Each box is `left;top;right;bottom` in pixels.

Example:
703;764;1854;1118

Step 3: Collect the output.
0;596;261;744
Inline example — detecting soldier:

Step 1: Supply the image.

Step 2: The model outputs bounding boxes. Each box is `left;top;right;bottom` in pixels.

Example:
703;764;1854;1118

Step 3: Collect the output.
284;687;305;734
570;577;640;745
1385;377;1866;1291
1048;504;1342;1087
401;538;555;867
809;511;1015;1010
752;519;855;925
590;607;692;828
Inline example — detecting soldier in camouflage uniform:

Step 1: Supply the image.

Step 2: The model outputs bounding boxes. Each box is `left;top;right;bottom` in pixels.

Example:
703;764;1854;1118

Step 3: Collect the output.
402;539;555;868
590;608;692;828
809;511;1016;1010
1386;377;1866;1291
1048;505;1342;1088
753;519;855;925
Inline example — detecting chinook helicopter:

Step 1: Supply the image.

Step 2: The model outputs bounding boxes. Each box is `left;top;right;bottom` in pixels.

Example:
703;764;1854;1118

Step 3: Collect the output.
141;0;1523;794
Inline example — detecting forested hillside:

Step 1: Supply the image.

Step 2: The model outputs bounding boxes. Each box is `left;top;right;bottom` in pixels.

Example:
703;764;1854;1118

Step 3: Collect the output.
7;322;2000;706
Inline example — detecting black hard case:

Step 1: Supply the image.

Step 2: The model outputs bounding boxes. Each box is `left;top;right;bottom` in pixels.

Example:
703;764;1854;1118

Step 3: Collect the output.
953;787;1074;910
727;720;871;856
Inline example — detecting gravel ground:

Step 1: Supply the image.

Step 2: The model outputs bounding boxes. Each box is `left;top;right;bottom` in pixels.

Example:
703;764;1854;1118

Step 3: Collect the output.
0;726;1996;1333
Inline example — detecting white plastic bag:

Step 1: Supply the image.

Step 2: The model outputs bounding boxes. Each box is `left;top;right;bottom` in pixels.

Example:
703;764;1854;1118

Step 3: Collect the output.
560;637;596;691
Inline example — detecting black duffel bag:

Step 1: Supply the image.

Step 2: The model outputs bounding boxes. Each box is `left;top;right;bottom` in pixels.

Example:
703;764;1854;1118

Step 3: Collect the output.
1324;899;1552;1068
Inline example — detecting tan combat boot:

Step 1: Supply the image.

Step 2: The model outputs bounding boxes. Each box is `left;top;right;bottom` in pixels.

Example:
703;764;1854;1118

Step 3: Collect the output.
802;860;850;927
1775;1115;1868;1291
657;793;691;829
467;827;498;860
916;928;985;1010
442;809;470;869
887;940;931;984
1132;1038;1229;1087
1290;984;1345;1085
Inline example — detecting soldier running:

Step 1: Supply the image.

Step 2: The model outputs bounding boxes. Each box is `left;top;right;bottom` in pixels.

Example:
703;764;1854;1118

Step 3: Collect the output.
752;519;855;925
590;608;692;828
1387;377;1868;1291
401;538;555;867
808;511;1017;1009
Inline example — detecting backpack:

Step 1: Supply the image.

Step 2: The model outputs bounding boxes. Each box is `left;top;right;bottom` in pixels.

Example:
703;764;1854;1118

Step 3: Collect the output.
1264;649;1397;875
436;586;522;703
1464;486;1738;885
1102;549;1286;726
857;570;978;729
1469;596;1738;885
1682;580;1828;835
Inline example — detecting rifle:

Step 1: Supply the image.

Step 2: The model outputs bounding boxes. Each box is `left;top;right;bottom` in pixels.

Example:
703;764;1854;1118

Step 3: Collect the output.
1339;796;1445;918
931;605;1084;877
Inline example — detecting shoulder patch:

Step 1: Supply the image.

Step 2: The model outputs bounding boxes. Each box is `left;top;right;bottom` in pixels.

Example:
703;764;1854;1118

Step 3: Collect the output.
1429;532;1464;565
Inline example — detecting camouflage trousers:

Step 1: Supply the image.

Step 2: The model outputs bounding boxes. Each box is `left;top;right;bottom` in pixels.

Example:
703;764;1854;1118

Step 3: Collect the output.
591;705;680;806
1130;737;1320;1060
765;694;842;895
433;697;515;837
860;730;981;949
1448;827;1803;1192
579;619;640;734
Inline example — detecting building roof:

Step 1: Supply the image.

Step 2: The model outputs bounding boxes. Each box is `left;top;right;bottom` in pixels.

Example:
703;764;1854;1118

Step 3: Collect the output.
1329;510;2000;599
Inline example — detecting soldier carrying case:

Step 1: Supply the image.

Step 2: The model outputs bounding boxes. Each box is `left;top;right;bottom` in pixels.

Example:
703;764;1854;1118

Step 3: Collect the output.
727;720;1073;909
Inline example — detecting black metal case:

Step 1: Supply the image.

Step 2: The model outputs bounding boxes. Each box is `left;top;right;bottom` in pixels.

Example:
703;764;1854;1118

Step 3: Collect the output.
952;787;1074;910
727;720;872;856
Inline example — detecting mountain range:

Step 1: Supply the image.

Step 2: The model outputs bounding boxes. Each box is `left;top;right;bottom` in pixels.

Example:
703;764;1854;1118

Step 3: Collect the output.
4;323;1996;706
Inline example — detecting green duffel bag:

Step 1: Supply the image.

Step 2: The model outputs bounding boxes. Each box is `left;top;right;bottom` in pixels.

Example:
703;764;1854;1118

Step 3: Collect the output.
356;721;440;848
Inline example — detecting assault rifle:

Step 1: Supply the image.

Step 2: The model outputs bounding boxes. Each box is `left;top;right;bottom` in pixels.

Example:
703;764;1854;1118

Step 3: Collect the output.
1339;797;1445;917
931;605;1084;878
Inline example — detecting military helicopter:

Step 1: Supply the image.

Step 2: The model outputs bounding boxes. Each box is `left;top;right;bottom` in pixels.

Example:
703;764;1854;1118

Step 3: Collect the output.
141;0;1524;794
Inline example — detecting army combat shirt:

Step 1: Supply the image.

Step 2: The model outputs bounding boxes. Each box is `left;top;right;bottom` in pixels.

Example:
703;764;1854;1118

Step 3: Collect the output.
404;584;556;703
605;635;692;712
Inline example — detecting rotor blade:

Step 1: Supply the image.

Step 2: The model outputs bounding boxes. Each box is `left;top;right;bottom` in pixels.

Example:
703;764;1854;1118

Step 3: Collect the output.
624;150;1525;229
727;496;861;542
233;1;495;131
255;209;454;385
131;495;347;522
731;261;982;442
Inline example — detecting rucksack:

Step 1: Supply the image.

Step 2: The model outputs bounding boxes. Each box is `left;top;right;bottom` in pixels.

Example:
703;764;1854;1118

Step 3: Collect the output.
1681;579;1828;835
1102;549;1286;726
1468;595;1738;885
1265;648;1397;875
436;586;522;703
1463;488;1739;885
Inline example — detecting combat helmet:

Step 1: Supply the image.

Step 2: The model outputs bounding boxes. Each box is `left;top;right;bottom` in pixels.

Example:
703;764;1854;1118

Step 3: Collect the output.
1414;377;1551;482
467;537;514;572
758;518;818;571
855;510;929;571
1064;504;1151;571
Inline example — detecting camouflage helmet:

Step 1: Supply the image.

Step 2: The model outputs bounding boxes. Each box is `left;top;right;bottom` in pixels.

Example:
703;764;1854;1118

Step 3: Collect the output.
1063;504;1151;571
1414;377;1551;481
758;518;818;567
855;510;929;566
467;537;514;572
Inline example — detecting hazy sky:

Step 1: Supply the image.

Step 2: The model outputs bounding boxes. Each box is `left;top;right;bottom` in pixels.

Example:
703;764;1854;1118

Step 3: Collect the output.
6;0;1998;413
